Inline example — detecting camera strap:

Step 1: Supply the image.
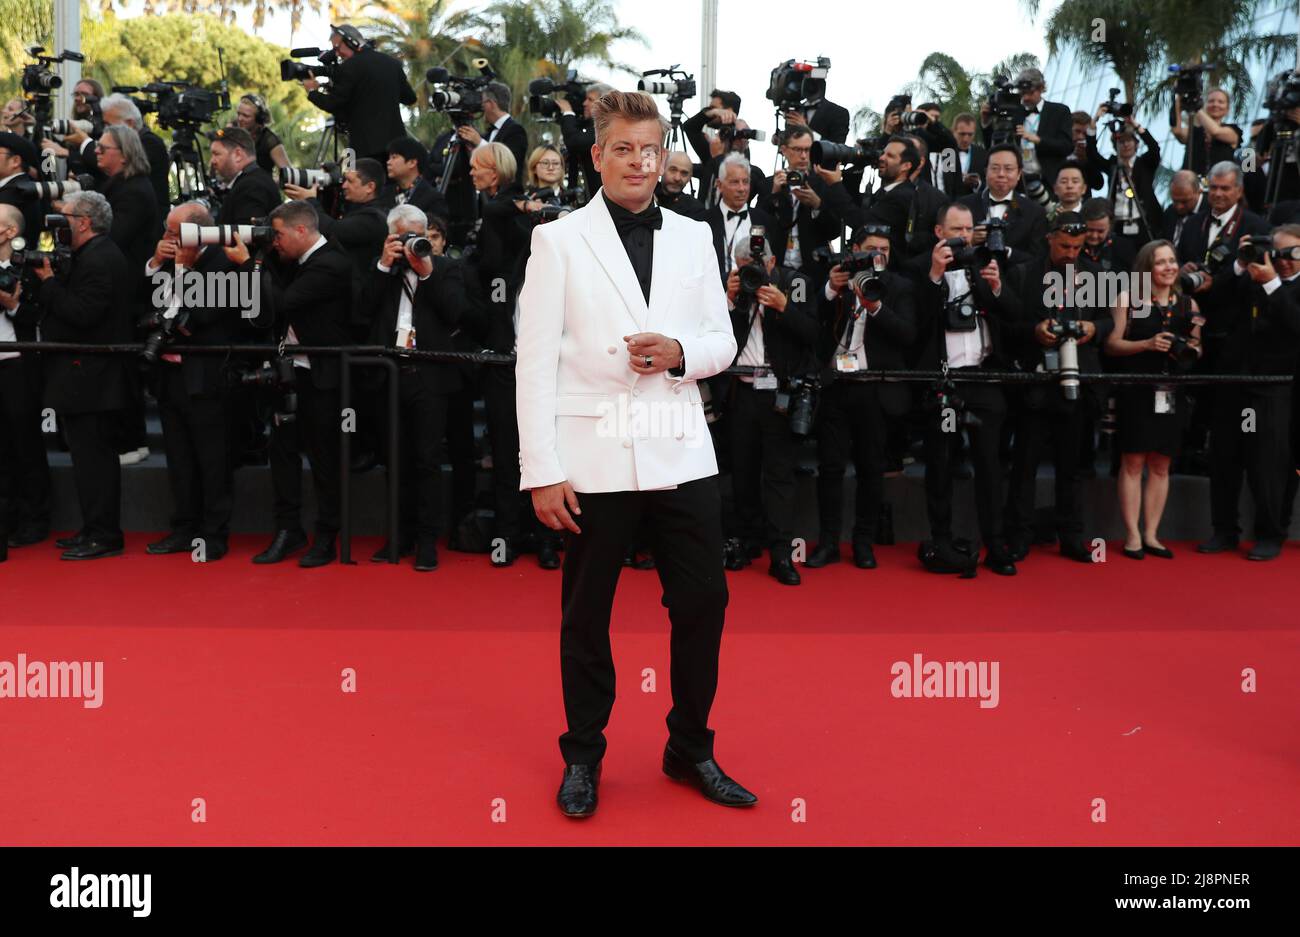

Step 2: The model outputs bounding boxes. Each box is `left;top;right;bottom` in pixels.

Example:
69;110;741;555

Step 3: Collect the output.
1203;204;1242;264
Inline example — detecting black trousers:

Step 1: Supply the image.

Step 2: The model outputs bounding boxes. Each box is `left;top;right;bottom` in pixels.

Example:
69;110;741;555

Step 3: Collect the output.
60;409;124;545
1210;385;1293;542
1005;400;1086;545
157;365;233;544
444;374;478;526
480;364;523;541
390;367;449;543
815;381;886;545
0;357;51;536
729;379;797;557
922;379;1006;546
558;476;729;766
269;374;341;536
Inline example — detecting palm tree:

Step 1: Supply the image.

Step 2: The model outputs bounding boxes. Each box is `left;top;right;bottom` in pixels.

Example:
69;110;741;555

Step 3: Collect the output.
903;51;1041;126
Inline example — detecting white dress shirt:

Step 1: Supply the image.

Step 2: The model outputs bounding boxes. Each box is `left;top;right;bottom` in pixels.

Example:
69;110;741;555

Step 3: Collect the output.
0;258;18;361
939;269;989;367
375;259;432;344
824;281;876;370
721;203;752;274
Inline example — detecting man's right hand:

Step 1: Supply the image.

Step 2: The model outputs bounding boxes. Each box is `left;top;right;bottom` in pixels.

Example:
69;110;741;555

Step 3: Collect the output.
0;282;20;311
556;97;574;115
152;238;177;267
828;265;850;293
726;268;740;304
532;481;582;534
930;239;954;280
380;234;406;268
708;108;736;125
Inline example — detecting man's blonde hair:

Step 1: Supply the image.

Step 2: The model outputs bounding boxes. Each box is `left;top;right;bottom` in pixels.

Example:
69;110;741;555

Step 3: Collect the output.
592;90;670;148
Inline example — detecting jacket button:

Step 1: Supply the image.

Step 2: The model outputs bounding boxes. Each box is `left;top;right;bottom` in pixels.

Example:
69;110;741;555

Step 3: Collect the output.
632;387;640;396
673;385;682;394
607;345;617;354
622;440;632;449
675;432;685;440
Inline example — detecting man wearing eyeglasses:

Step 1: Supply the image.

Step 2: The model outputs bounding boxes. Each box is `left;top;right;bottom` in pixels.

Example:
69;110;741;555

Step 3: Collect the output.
31;191;133;560
763;125;840;287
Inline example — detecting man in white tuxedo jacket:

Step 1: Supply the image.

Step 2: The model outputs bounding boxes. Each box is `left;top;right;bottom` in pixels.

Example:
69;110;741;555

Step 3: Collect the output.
516;90;757;818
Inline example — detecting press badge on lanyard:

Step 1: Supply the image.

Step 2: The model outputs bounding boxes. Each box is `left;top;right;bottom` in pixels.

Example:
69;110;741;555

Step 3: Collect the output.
1154;385;1174;414
395;327;416;351
752;367;779;390
835;354;859;373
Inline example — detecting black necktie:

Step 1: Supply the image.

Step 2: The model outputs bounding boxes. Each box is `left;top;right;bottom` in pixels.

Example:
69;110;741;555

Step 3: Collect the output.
610;200;663;240
727;209;748;221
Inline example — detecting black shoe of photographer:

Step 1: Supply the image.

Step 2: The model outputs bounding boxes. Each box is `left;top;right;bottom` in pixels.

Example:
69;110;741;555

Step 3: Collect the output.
414;538;439;572
371;540;414;562
1006;537;1030;562
852;540;877;569
147;530;197;555
804;543;840;568
8;527;47;548
1247;538;1283;561
538;540;561;570
1196;532;1239;554
253;529;308;564
982;546;1017;576
1059;540;1093;564
722;538;748;571
768;555;801;586
662;743;757;807
556;762;601;818
298;535;336;569
55;531;88;550
61;539;124;561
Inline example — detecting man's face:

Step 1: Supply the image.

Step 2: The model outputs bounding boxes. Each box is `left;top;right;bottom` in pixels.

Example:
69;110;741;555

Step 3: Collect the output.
426;225;446;256
72;83;96;117
1205;90;1229;119
953;120;976;151
717;163;750;210
781;133;812;172
662;152;693;194
0;148;21;181
921;107;942;124
387;153;418;184
209;141;238;182
1170;184;1200;216
62;209;95;249
1084;217;1110;247
592;117;663;208
1049;231;1086;266
878;141;910;184
1207;173;1242;214
986;151;1020;197
330;33;355;60
0;214;17;250
342;170;375;204
935;207;974;242
583;89;601;119
163;209;202;266
857;235;891;266
236;102;258;131
271;218;313;260
1114;133;1137;161
1072;121;1089;143
1273;231;1300;279
1020;83;1044;107
1053;169;1085;206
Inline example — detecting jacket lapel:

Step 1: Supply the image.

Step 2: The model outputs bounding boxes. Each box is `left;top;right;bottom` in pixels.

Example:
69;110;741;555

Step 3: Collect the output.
582;189;649;332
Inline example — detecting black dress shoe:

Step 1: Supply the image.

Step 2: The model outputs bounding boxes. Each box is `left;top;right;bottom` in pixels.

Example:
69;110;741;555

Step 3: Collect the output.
55;532;87;550
199;539;228;562
1060;541;1093;563
414;540;439;572
662;744;757;807
768;556;801;585
632;550;655;570
1247;539;1283;561
1196;532;1238;554
370;541;415;562
7;528;47;547
61;539;124;561
253;529;308;564
743;539;764;559
982;549;1017;576
1006;538;1030;562
722;538;749;571
537;541;561;569
147;531;197;555
1122;545;1145;560
299;535;337;568
803;543;840;568
556;763;601;818
1142;542;1174;559
852;541;877;569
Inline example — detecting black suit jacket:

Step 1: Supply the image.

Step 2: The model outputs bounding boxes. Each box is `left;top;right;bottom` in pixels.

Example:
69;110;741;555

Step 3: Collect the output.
395;176;449;222
1086;128;1163;230
821;179;913;258
657;185;708;221
762;176;841;280
942;144;989;197
311;198;389;325
706;203;776;282
819;270;917;414
484;116;528;187
217;167;282;226
1161;195;1210;264
150;247;242;397
0;172;44;246
983;100;1074;187
913;269;1015;371
729;264;818;382
1184;205;1270;338
1222;270;1300;375
805;99;851;144
363;255;465;395
38;234;134;414
464;184;530;352
101;172;161;307
248;240;354;390
958;190;1048;267
308;48;416;158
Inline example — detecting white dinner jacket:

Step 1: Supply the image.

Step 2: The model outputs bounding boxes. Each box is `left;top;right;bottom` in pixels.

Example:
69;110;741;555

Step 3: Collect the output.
515;189;737;493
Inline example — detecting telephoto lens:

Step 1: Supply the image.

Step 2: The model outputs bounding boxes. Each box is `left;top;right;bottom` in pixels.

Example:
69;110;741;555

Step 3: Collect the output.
1177;269;1208;292
851;269;885;304
397;233;433;257
1057;336;1080;400
179;223;274;248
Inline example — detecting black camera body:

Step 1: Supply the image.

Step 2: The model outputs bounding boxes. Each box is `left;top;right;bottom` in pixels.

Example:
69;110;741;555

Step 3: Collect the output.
986;75;1030;147
785;169;806;188
1264;69;1300;127
529;70;590;121
766;57;831;111
639;66;695;114
239;356;298;426
10;246;73;277
1169;63;1214;114
922;375;981;427
773;373;817;436
810;137;883;170
139;308;192;364
280;47;339;83
1100;87;1133;134
1237;236;1273;264
22;46;85;139
426;59;496;126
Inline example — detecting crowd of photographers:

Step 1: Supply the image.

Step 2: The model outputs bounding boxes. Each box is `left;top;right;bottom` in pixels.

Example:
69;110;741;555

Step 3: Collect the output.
2;27;1300;579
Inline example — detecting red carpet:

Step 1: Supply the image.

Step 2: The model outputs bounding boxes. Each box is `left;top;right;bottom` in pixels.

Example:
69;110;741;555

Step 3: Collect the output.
2;533;1298;845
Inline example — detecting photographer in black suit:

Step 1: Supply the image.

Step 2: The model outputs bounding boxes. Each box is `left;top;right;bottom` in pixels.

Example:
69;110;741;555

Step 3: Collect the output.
959;144;1048;267
805;226;916;571
32;192;133;559
209;127;282;226
362;204;465;572
949;113;988;196
780;77;850;145
48;94;170;213
817;136;919;264
1163;169;1209;262
763;125;840;283
1000;212;1109;563
556;82;614;196
684;91;767;209
1198;224;1300;560
457;82;528;188
0;133;46;272
705;153;775;281
1085;106;1162;248
302;24;416;164
285;157;388;302
224;200;354;568
980;68;1073;190
724;230;818;585
916;202;1018;576
141;202;242;561
386;136;448;221
657;150;707;220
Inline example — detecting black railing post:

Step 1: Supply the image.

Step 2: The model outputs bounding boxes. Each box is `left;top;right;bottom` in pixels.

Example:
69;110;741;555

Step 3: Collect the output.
340;351;354;564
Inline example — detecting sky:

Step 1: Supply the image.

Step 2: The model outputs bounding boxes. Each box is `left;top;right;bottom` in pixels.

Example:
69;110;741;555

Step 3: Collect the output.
122;0;1064;171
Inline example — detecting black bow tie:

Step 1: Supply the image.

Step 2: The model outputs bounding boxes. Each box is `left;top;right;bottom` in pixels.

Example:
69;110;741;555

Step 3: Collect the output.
1025;105;1039;114
727;209;748;221
991;199;1011;206
606;196;663;238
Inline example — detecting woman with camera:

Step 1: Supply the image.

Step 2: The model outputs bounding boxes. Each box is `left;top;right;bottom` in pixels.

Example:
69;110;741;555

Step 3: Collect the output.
521;144;570;207
1105;239;1203;559
232;94;290;174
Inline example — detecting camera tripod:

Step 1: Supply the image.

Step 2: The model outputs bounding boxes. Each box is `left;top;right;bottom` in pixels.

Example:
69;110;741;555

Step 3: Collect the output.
167;124;213;206
315;118;342;166
1262;119;1297;214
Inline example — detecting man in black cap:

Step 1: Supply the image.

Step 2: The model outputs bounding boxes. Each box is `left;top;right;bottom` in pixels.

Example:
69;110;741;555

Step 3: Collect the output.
0;132;44;245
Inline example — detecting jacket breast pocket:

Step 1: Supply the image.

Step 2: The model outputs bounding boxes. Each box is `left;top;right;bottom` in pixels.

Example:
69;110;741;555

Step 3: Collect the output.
679;272;709;293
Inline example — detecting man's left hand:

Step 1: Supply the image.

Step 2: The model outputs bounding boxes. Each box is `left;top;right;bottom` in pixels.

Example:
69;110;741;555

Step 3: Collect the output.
1077;320;1098;344
456;124;483;147
793;185;821;209
755;284;788;312
1248;253;1277;283
624;332;684;374
784;110;808;128
283;183;319;201
302;78;319;93
33;257;54;282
